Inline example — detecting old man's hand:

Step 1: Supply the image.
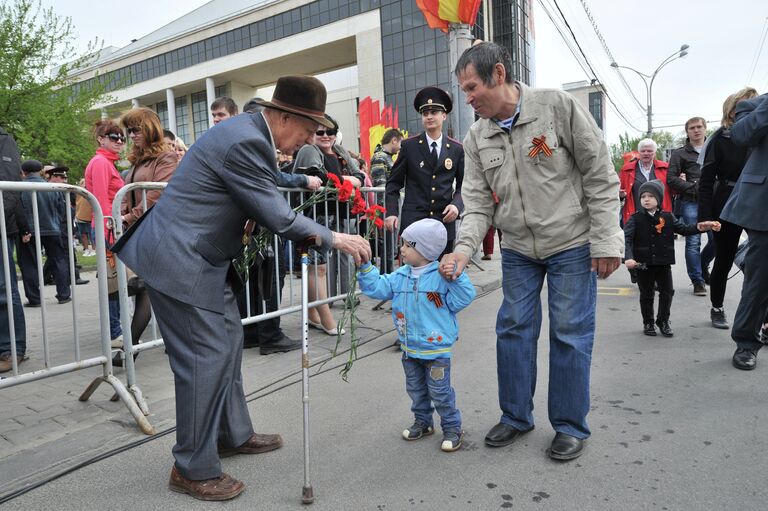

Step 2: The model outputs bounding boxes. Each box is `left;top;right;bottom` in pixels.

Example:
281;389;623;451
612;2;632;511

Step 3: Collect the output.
332;232;372;265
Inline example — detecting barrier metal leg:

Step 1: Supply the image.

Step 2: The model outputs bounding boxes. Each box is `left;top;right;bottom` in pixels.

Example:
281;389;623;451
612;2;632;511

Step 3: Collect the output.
80;375;156;435
469;253;485;271
300;250;314;505
372;299;389;311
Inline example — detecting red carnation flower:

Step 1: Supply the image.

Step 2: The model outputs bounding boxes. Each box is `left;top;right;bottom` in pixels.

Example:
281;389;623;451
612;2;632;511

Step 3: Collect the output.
338;180;354;202
351;194;367;215
327;173;342;188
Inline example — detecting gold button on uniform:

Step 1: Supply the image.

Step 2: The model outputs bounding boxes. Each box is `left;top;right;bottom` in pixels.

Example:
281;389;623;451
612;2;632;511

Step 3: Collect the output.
432;175;436;179
431;199;435;203
431;187;435;191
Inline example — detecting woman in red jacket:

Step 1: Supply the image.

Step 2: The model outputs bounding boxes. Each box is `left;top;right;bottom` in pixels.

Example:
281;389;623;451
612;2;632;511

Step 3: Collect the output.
84;120;126;346
620;138;673;225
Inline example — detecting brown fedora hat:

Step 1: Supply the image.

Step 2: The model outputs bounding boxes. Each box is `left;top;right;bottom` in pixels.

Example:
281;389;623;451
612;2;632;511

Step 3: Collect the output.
255;75;334;128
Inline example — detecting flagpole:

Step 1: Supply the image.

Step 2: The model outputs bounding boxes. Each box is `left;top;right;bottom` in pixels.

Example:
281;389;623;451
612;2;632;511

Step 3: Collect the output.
448;23;474;141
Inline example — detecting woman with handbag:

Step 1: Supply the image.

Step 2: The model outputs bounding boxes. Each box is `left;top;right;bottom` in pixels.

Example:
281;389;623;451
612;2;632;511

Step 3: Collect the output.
292;115;364;335
84;120;126;347
114;108;177;365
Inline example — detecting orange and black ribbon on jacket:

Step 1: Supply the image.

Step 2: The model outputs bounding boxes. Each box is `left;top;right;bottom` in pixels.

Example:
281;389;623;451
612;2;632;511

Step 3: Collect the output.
528;135;553;158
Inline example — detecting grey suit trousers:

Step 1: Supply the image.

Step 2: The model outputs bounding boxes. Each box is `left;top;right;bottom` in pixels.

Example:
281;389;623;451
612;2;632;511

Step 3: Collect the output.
147;284;254;480
732;229;768;352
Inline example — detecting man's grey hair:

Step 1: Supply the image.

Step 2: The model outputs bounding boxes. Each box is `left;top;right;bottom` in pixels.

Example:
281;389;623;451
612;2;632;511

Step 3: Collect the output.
637;138;658;152
454;42;514;86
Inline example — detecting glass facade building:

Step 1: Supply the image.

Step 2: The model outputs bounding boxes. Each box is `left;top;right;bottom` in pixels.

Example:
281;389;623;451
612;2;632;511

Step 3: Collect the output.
82;0;533;142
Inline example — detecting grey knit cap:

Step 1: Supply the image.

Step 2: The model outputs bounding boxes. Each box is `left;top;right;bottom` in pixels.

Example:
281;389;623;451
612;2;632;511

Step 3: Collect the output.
401;218;447;262
638;179;664;209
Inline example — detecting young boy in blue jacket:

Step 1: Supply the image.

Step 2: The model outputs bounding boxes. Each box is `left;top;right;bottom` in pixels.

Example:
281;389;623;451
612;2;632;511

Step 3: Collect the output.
357;218;476;452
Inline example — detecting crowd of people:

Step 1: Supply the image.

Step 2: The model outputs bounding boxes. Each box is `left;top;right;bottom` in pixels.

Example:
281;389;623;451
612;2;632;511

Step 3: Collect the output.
1;40;766;503
617;87;767;372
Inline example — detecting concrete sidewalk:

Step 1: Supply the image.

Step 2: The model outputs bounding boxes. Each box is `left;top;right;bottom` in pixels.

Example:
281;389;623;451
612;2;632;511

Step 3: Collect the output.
1;241;766;510
0;254;503;499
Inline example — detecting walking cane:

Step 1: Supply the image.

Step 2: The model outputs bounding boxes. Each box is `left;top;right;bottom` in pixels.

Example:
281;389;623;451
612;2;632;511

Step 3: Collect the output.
299;241;314;505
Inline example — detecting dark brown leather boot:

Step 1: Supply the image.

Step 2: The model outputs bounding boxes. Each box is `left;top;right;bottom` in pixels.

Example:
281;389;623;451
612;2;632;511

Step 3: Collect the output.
168;466;245;501
218;432;283;458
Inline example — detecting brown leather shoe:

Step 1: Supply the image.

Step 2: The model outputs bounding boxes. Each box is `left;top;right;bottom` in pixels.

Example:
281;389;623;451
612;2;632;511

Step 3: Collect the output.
0;353;27;373
168;466;245;501
218;432;283;458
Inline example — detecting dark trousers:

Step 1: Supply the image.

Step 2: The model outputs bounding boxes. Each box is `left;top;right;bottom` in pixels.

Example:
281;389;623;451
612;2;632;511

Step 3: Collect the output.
17;235;70;303
635;265;674;324
372;228;396;274
709;220;743;309
147;284;254;480
0;238;26;356
732;229;768;351
236;240;287;345
43;234;82;282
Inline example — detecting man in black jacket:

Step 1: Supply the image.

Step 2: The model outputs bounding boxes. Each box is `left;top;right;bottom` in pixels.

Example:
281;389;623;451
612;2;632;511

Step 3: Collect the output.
0;127;31;373
667;117;710;295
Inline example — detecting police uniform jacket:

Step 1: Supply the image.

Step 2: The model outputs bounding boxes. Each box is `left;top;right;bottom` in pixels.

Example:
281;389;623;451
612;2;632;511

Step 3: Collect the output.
385;133;464;240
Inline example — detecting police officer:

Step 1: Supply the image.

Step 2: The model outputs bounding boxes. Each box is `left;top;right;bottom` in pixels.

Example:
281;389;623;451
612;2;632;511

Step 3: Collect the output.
384;86;464;253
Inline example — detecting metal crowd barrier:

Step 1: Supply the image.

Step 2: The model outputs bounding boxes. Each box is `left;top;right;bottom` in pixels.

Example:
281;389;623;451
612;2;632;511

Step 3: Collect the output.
0;181;154;435
110;182;397;420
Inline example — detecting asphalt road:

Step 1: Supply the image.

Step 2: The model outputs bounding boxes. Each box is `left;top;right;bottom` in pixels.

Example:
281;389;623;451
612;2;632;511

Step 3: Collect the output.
3;258;767;511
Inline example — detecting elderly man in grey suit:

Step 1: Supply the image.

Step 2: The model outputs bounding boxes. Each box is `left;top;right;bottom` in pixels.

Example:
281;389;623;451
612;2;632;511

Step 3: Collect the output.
115;76;370;501
721;93;768;371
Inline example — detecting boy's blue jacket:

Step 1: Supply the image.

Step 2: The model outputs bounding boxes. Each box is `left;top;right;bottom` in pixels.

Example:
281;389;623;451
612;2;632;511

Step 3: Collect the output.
357;261;476;359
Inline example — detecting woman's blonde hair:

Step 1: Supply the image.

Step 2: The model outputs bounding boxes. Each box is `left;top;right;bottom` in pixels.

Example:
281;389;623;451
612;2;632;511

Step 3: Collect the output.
119;107;169;164
722;87;759;128
174;138;188;152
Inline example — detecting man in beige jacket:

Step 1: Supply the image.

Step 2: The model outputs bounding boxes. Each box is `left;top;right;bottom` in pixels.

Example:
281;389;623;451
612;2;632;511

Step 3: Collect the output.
440;42;623;461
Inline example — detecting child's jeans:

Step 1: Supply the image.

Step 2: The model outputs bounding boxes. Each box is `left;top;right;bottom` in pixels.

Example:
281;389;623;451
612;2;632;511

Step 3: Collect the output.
402;355;461;432
635;264;674;323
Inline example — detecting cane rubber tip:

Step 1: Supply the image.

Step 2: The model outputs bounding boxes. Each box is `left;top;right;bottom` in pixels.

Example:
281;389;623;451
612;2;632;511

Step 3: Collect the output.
302;485;314;505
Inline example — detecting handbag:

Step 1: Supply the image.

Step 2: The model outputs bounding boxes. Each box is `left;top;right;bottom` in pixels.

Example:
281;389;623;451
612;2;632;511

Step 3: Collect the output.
102;221;140;297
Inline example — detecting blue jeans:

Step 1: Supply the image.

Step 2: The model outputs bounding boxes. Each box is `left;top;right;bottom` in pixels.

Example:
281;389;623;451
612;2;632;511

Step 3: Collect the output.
402;355;461;432
108;296;121;339
679;200;704;285
498;245;596;439
0;238;26;356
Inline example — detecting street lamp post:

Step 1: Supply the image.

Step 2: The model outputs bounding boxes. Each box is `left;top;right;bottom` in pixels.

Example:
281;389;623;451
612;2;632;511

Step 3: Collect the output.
611;44;690;137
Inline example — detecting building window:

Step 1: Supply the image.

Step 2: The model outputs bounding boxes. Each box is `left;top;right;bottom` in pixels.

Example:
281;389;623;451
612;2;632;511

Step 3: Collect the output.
155;101;168;130
191;91;209;141
589;91;604;130
175;96;189;142
215;84;229;98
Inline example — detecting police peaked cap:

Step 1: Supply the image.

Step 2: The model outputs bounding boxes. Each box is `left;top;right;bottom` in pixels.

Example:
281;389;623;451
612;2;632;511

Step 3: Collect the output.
413;86;452;114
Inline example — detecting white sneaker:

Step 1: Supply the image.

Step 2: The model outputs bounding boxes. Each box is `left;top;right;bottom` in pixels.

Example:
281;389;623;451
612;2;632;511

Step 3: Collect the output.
111;335;124;349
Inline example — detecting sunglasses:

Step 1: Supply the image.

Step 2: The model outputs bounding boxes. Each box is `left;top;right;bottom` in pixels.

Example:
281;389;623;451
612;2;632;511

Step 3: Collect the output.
316;129;338;136
126;126;142;135
105;133;126;142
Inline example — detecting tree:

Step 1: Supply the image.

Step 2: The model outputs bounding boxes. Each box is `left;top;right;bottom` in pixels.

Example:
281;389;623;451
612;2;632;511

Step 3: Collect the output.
0;0;111;181
609;130;676;173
